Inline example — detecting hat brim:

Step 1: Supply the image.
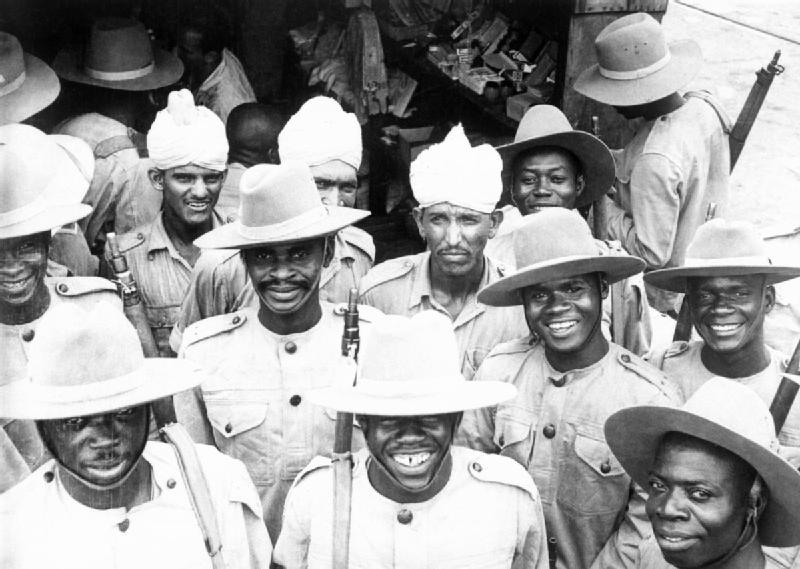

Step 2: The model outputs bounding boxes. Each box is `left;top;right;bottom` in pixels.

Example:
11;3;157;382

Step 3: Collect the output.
52;47;183;91
195;207;370;249
496;130;616;208
0;53;60;125
307;378;517;416
478;254;645;307
0;203;92;240
573;40;701;106
0;359;205;420
605;405;800;547
644;265;800;293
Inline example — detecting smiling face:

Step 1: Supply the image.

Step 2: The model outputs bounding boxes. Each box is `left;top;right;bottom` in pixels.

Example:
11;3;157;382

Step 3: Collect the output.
413;203;501;279
309;160;359;208
521;273;607;353
511;147;584;215
361;413;458;493
646;432;755;569
150;165;225;227
38;405;149;487
0;231;49;307
687;275;773;354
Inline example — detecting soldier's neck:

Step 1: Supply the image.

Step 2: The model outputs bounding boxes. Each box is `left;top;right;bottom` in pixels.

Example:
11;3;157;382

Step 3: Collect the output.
700;336;771;378
428;256;484;310
0;281;51;325
544;326;609;373
162;207;213;267
368;450;453;504
258;296;323;336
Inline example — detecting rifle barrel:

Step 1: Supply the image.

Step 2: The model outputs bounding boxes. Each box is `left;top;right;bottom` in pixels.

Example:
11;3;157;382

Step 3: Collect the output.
769;337;800;433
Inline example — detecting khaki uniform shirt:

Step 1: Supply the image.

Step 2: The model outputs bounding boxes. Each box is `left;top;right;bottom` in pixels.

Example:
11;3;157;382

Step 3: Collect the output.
763;227;800;357
274;447;550;569
486;232;652;356
0;442;271;569
0;277;121;493
111;212;221;357
175;302;380;541
606;96;730;313
459;340;678;569
169;226;375;352
358;251;529;380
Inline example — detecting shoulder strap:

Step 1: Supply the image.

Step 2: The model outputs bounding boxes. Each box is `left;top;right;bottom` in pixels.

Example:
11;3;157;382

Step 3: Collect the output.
685;90;733;134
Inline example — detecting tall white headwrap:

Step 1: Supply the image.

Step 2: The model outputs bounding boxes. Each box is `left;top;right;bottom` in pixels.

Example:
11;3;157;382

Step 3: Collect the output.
278;96;362;170
147;89;228;172
410;124;502;214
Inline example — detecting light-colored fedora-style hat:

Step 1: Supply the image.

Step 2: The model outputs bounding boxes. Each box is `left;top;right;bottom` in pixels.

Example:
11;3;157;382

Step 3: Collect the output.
645;218;800;293
605;377;800;547
574;12;701;106
53;17;183;91
195;161;369;249
496;105;615;208
307;311;516;416
478;208;645;307
0;126;93;240
0;301;205;420
0;32;60;125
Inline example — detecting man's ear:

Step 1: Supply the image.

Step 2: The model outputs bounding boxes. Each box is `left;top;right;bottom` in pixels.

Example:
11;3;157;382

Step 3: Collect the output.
488;209;504;239
148;168;164;191
764;284;776;314
575;173;586;199
412;207;426;241
599;275;610;300
322;235;336;267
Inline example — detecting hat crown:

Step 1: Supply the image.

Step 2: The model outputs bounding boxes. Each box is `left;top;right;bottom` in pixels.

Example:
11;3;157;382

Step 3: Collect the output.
685;218;770;263
84;18;154;74
595;13;669;75
359;311;462;387
28;302;145;390
238;161;326;231
682;377;779;453
513;105;574;144
0;33;25;91
512;208;598;270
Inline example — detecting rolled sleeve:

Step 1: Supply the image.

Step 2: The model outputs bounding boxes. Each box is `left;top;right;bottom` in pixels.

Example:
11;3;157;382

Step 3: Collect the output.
516;491;550;569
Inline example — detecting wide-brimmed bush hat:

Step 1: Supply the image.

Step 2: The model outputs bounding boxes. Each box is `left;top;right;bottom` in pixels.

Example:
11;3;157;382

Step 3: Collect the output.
495;105;615;207
574;12;701;106
605;377;800;547
478;208;644;306
0;32;60;125
307;311;516;416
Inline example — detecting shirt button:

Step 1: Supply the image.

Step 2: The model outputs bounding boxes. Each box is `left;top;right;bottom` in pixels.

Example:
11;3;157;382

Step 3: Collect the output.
289;394;302;406
550;376;565;387
167;478;177;489
224;422;233;434
620;354;631;364
543;424;556;439
232;315;241;325
600;461;612;474
57;283;69;294
43;471;55;483
397;509;413;524
285;341;297;354
21;329;35;342
147;253;155;261
118;519;130;532
136;233;144;240
470;461;482;473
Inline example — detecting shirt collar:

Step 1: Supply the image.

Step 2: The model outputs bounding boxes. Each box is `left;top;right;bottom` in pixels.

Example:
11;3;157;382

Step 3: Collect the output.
147;210;223;257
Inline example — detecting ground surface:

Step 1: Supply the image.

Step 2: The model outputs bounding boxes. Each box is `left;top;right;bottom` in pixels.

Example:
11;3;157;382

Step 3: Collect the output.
662;0;800;235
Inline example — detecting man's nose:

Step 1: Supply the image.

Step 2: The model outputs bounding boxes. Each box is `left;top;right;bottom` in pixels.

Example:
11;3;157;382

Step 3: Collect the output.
445;221;462;245
655;490;688;520
190;177;210;198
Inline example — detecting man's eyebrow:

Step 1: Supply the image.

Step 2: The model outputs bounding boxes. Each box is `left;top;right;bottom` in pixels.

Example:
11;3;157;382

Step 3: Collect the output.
519;165;568;173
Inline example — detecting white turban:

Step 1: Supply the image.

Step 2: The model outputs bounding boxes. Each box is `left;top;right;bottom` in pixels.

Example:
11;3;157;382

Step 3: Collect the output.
278;96;362;170
147;89;228;172
410;124;502;214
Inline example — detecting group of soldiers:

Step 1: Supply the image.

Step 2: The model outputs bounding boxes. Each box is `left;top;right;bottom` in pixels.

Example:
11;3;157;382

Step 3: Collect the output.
1;10;800;569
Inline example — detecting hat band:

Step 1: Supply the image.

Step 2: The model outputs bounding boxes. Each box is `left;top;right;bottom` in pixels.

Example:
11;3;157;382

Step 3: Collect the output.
0;190;50;227
598;51;671;80
238;205;329;241
0;69;25;96
683;255;772;267
84;61;155;82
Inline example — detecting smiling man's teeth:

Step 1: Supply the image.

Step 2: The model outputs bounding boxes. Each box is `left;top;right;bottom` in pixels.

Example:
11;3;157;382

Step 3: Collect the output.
710;323;740;332
548;321;577;332
2;277;32;291
392;452;431;467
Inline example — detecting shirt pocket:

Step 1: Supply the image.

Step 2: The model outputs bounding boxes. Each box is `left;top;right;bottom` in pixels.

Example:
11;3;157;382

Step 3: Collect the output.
203;390;274;485
495;413;534;467
557;433;629;517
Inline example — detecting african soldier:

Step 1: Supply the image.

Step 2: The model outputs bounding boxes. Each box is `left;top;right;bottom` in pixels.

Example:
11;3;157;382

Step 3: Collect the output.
169;96;374;351
606;378;800;569
359;124;528;380
486;104;652;355
274;311;549;569
0;302;271;568
574;13;730;314
460;208;679;569
105;89;229;357
174;161;379;542
0;125;122;493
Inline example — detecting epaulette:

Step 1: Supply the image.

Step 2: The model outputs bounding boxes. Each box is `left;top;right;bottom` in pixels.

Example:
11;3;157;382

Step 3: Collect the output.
289;455;332;492
339;225;376;262
466;452;539;502
51;276;118;297
115;228;147;254
332;302;384;324
617;348;673;393
182;311;247;349
358;255;417;293
485;336;537;359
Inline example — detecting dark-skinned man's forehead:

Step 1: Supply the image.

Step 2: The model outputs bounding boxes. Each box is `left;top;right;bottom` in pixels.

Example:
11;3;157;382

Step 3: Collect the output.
513;146;581;175
0;231;50;249
687;274;767;291
523;273;602;291
244;236;329;254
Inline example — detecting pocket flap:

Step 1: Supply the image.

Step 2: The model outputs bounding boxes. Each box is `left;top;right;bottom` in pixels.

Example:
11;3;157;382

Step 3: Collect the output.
495;416;532;449
204;396;266;438
574;435;624;477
